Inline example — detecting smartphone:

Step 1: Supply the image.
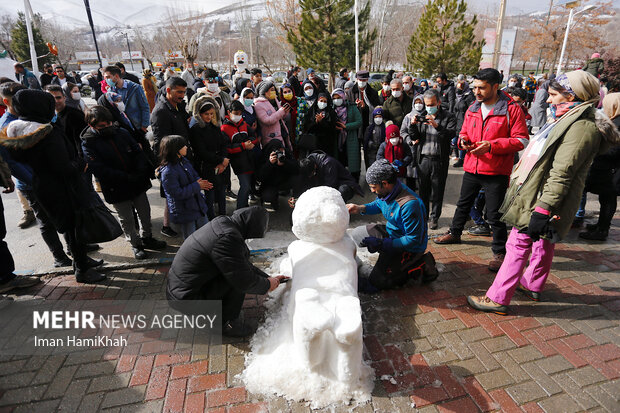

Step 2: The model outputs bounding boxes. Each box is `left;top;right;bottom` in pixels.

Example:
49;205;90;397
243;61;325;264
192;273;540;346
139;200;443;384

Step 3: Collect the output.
279;277;291;283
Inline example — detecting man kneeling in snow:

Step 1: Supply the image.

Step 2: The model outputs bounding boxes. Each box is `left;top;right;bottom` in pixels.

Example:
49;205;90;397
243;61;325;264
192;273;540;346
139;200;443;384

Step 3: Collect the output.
347;159;438;293
166;206;287;337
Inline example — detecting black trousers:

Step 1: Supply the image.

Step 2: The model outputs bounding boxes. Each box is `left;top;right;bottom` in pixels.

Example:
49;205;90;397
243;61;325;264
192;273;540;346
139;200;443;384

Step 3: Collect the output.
417;155;449;222
597;191;618;231
260;176;295;210
0;196;15;281
201;276;245;323
450;172;509;255
21;188;68;261
366;224;425;290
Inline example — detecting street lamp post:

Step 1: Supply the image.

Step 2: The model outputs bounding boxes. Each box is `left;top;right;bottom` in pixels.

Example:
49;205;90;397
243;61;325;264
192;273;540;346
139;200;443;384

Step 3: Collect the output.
557;3;596;75
120;32;135;71
354;0;359;73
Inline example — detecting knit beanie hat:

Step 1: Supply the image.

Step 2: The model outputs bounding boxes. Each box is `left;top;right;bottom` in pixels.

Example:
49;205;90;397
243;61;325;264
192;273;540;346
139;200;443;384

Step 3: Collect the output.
366;159;396;185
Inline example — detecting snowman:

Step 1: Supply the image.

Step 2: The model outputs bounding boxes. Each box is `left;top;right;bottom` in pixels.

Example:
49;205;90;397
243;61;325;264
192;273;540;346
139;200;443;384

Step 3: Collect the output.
241;186;372;407
232;50;251;84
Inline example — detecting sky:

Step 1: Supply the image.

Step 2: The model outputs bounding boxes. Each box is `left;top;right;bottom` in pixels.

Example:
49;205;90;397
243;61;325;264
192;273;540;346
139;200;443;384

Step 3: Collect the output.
1;0;618;28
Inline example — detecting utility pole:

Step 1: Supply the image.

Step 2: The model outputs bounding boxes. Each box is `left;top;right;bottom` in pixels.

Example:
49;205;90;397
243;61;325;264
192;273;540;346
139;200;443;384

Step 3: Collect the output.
354;0;360;73
122;32;134;71
83;0;103;68
23;0;39;76
492;0;507;70
535;0;554;75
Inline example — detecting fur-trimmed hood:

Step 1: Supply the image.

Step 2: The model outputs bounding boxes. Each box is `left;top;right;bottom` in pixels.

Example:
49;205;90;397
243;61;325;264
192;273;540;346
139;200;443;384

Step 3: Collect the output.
595;109;620;146
191;95;221;128
0;120;53;151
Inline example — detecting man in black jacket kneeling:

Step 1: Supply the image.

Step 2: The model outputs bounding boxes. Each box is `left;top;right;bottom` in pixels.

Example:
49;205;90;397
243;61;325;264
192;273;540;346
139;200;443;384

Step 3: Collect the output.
166;206;286;337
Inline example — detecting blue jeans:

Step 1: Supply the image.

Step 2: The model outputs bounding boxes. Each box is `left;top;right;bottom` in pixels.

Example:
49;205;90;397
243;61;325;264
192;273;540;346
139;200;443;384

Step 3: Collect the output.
237;173;253;209
575;191;587;218
179;215;208;240
469;189;487;225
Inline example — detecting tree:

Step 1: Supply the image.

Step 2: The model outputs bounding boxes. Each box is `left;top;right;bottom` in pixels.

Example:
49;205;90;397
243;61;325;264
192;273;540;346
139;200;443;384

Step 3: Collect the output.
286;0;376;88
406;0;483;77
0;14;17;60
10;12;53;68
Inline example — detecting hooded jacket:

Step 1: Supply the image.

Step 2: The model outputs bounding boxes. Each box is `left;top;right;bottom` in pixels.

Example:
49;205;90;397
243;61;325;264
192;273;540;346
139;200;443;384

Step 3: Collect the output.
582;58;604;78
81;126;152;204
377;133;412;177
365;107;386;152
189;96;229;181
500;104;620;240
458;91;529;176
0;91;90;233
438;80;456;112
254;96;289;148
166;206;271;301
160;156;208;224
294;151;363;197
221;115;258;175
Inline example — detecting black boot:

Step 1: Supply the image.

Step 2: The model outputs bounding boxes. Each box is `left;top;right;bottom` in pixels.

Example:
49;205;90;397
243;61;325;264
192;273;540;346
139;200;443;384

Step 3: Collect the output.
75;268;106;283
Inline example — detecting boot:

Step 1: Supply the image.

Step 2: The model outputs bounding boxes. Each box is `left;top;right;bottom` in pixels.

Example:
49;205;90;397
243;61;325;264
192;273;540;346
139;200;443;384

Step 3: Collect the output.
579;229;608;241
223;318;254;337
140;236;167;251
421;252;439;284
433;231;461;245
75;268;106;284
18;209;36;229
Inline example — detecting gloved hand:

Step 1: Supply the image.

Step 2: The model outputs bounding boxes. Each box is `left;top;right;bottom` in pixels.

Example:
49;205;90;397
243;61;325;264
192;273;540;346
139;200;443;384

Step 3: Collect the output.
527;211;549;241
381;237;395;254
361;237;382;253
393;160;403;167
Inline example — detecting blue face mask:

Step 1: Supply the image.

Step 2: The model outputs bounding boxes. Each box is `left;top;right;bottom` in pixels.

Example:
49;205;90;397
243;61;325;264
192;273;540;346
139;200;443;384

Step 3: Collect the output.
426;106;438;115
105;78;116;88
244;99;253;107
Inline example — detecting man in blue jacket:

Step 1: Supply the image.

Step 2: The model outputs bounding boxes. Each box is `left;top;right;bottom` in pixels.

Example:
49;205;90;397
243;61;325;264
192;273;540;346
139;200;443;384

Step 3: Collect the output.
347;159;438;292
103;65;150;133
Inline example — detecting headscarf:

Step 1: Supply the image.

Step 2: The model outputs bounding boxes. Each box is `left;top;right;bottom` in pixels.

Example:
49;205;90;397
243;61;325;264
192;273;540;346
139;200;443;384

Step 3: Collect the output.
344;80;355;92
62;82;82;111
419;79;429;92
100;92;134;131
332;88;347;150
301;80;318;104
602;92;620;120
551;70;600;119
365;158;396;185
256;80;275;98
240;87;254;114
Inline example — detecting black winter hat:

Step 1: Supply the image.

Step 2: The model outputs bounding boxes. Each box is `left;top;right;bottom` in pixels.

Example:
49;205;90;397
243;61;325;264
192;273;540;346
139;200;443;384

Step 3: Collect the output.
12;89;55;124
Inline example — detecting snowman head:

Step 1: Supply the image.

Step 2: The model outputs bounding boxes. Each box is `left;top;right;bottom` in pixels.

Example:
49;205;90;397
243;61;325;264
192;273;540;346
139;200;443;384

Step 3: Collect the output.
234;50;248;68
292;186;349;244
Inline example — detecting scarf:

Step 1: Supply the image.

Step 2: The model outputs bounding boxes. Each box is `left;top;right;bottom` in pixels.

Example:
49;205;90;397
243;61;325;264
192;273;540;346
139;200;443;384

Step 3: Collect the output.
381;179;403;202
550;101;580;119
383;140;406;177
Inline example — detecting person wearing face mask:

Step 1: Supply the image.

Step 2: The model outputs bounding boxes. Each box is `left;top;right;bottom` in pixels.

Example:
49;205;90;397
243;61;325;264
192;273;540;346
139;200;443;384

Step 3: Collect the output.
303;68;328;96
346;70;381;151
45;84;88;159
305;93;338;157
364;107;386;170
254;81;291;150
467;70;619;315
503;75;522;91
377;124;412;179
301;82;318;108
39;63;55;88
382;78;413;128
419;79;429;93
189;68;232;121
279;83;309;151
378;75;392;105
406;88;456;229
400;95;426;190
435;73;456;113
81;106;165;258
62;82;86;112
402;76;418;100
103;65;150;135
332;88;362;180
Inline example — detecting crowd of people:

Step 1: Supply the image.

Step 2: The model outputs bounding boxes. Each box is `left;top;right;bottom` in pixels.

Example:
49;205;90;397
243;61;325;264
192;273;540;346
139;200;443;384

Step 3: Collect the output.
0;56;619;328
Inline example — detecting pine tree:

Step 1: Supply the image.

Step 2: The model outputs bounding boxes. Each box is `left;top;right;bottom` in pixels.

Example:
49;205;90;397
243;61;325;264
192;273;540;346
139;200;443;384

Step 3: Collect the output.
406;0;483;77
286;0;376;88
11;12;53;68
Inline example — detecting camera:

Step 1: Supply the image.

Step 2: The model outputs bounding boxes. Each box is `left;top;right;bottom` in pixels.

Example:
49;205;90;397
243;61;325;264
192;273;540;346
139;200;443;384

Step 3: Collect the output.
277;151;286;163
415;114;426;123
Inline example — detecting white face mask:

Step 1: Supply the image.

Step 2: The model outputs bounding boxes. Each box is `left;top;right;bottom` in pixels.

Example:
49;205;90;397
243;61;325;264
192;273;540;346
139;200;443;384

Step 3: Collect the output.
230;114;242;123
403;83;411;91
382;84;390;92
508;81;516;87
304;88;313;97
207;83;219;93
115;102;125;112
333;98;343;106
392;90;402;98
71;92;81;101
374;117;383;125
317;101;327;110
357;80;367;88
389;138;399;145
414;103;424;111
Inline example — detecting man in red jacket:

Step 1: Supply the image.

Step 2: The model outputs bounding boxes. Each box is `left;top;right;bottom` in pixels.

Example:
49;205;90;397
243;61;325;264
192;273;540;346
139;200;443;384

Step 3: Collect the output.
434;68;528;272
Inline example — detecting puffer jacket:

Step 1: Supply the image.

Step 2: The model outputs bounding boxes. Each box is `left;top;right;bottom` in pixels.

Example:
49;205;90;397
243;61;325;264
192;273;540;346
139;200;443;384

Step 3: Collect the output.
221;116;258;175
500;105;620;240
458;91;529;176
160;156;208;224
253;97;289;149
81;126;152;204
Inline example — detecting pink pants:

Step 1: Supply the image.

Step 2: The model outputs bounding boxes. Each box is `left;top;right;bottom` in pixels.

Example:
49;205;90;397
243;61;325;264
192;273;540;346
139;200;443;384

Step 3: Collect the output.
486;228;556;305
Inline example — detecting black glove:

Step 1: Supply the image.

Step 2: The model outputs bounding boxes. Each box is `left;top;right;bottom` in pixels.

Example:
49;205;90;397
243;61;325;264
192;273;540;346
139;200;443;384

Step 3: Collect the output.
361;237;382;253
527;211;549;241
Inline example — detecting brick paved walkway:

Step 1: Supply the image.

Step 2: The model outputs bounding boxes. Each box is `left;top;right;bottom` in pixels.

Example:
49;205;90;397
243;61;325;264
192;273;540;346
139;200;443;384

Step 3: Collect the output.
0;220;618;412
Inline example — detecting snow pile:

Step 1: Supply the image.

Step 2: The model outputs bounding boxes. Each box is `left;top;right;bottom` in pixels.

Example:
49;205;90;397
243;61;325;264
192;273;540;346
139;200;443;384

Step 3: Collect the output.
240;187;374;408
